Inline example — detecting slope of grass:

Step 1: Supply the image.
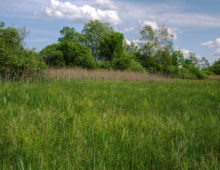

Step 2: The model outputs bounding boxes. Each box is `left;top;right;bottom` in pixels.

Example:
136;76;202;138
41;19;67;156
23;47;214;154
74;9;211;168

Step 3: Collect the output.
0;79;220;169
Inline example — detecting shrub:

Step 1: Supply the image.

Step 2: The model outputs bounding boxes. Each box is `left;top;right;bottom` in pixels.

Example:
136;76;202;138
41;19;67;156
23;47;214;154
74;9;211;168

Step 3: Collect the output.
177;66;208;79
189;66;207;79
40;44;65;67
166;66;179;77
208;63;220;75
112;56;146;72
177;67;196;79
97;61;112;70
0;49;46;80
202;70;215;76
60;41;96;69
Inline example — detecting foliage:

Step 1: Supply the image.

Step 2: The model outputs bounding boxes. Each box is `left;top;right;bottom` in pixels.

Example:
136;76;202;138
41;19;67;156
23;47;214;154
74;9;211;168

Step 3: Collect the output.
60;41;96;69
171;50;185;67
82;20;113;61
58;27;87;44
124;42;139;56
97;61;112;69
0;22;46;80
200;57;210;69
112;55;146;72
184;52;199;67
188;66;207;79
40;44;65;67
0;20;213;80
208;59;220;75
99;32;125;62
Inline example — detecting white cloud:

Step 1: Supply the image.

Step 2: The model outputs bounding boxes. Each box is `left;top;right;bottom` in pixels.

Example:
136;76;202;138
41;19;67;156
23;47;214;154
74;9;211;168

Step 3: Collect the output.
43;0;121;24
140;20;158;30
202;38;220;57
125;38;131;45
122;27;135;33
92;0;117;10
201;41;214;47
181;49;191;58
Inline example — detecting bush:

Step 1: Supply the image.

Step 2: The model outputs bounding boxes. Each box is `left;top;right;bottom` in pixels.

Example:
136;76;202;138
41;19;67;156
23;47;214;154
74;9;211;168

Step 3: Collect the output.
40;44;65;67
166;66;179;77
0;49;46;80
97;61;112;70
189;66;207;79
177;66;208;79
177;67;196;79
0;23;46;80
202;70;215;76
209;64;220;75
112;56;146;72
60;41;96;69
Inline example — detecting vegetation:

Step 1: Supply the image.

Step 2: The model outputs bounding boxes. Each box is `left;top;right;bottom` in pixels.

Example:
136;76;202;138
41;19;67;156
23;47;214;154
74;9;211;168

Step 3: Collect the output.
38;20;217;79
0;79;219;169
0;20;219;170
1;20;219;79
0;22;46;80
208;58;220;75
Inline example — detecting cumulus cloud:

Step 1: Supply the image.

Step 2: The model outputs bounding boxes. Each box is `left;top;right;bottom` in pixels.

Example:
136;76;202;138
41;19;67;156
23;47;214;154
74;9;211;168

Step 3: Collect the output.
43;0;121;24
122;27;135;33
181;49;191;57
202;38;220;57
92;0;117;10
125;38;131;45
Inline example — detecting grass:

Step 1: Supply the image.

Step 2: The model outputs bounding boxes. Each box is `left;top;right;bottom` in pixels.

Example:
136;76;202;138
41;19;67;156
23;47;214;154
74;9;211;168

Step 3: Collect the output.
0;77;220;169
45;68;169;82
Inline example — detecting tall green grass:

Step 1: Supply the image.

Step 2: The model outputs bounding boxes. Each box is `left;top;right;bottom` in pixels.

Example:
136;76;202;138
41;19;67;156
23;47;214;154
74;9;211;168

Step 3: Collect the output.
0;79;220;169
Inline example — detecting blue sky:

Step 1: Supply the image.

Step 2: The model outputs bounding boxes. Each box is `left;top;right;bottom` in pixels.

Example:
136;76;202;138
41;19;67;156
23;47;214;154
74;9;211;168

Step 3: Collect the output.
0;0;220;63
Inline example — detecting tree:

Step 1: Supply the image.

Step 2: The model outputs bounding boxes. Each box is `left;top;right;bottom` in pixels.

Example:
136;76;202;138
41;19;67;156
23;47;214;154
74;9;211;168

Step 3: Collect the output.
155;48;173;72
40;44;65;67
82;20;113;61
171;50;184;67
184;52;199;67
0;22;46;79
200;57;210;69
99;31;125;62
139;25;158;56
60;41;96;69
112;54;146;72
208;59;220;75
58;27;87;44
125;42;139;56
137;25;174;73
156;25;174;52
139;25;174;56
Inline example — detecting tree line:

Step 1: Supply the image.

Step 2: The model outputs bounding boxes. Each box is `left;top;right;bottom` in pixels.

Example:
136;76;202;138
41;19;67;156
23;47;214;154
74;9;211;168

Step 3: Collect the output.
0;20;219;80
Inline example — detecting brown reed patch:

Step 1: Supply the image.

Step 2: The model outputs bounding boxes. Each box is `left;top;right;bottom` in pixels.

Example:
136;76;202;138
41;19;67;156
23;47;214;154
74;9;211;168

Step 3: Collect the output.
209;75;220;80
45;68;172;82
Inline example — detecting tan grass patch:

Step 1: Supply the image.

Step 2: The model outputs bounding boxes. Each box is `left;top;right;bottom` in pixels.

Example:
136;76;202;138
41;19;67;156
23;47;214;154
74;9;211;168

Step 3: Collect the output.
45;68;171;82
209;75;220;80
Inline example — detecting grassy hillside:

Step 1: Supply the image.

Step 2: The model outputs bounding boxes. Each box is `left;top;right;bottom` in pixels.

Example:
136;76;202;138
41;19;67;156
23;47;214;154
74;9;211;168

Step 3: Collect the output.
0;79;220;169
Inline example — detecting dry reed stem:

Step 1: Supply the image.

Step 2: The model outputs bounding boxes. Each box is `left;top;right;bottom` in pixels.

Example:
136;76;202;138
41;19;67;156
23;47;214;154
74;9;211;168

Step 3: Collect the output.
45;68;173;82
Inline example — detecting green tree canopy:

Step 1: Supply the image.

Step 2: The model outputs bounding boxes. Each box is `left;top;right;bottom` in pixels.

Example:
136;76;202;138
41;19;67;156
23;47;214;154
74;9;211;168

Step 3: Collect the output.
40;44;65;67
60;41;96;69
59;27;87;44
0;22;46;79
208;59;220;75
99;31;125;62
82;20;113;61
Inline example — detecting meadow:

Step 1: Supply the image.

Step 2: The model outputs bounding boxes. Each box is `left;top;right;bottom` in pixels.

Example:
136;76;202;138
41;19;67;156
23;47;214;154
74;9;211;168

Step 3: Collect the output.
0;71;220;169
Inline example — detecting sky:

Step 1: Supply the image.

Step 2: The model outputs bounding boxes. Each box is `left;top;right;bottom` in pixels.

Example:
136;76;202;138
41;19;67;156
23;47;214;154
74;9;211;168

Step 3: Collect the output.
0;0;220;63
